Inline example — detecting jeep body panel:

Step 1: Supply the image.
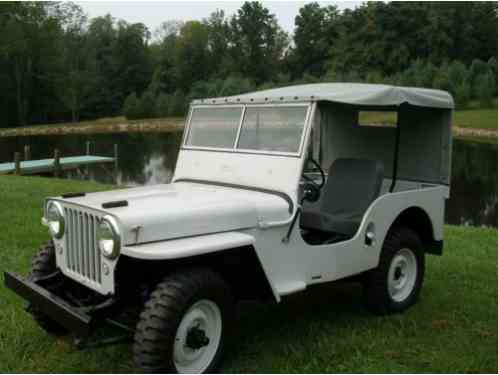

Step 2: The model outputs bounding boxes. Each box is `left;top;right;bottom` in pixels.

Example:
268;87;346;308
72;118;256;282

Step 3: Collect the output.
122;231;255;260
246;184;447;298
54;182;291;245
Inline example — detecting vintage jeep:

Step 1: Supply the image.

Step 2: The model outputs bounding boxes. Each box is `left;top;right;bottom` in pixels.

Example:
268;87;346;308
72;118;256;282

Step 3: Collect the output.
5;83;453;373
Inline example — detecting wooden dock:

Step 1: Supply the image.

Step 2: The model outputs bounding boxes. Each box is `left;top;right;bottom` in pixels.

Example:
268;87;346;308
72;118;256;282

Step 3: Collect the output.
0;155;115;175
1;143;118;178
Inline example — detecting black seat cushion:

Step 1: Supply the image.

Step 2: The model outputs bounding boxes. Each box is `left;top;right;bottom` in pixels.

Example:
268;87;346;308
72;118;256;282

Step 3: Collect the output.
301;158;384;237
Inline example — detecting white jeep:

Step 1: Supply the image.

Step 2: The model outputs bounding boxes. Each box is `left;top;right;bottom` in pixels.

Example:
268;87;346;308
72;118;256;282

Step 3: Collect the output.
5;83;454;373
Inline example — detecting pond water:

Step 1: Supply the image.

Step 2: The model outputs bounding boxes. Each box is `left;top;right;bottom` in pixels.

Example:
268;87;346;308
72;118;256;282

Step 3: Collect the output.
1;134;497;228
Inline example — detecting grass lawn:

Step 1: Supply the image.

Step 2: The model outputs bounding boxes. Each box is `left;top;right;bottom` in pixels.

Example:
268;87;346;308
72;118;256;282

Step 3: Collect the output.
454;107;498;130
1;175;497;373
359;98;498;133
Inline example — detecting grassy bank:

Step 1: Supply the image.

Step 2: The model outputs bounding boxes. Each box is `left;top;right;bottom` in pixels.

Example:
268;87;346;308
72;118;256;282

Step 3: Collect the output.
0;116;184;138
361;101;498;140
1;175;497;373
1;99;498;139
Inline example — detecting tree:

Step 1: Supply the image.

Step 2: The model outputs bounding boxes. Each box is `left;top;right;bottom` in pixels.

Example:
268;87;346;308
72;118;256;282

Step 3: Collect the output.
114;21;153;102
204;10;232;78
86;15;119;117
229;2;288;84
172;21;211;92
56;3;94;122
153;19;183;43
290;2;339;78
0;2;64;125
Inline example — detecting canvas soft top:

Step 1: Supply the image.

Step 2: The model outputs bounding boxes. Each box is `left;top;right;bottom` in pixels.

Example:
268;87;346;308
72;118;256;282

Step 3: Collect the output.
192;83;454;109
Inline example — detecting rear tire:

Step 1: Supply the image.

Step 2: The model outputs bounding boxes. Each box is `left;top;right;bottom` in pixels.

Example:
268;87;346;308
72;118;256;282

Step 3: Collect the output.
363;227;425;315
28;241;68;336
133;268;233;374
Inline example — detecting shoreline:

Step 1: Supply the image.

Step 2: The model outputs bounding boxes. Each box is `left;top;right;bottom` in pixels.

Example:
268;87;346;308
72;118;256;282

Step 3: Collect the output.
1;119;498;141
453;126;498;140
0;117;184;137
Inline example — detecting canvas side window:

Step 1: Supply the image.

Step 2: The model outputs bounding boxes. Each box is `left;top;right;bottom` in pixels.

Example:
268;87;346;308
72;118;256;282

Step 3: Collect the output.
358;111;398;127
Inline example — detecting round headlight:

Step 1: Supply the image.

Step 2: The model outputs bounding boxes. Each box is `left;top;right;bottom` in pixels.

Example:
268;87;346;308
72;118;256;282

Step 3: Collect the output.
46;201;65;239
97;215;121;259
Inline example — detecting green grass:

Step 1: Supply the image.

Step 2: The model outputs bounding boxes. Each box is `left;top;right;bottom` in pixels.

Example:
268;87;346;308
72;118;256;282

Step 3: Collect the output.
454;107;498;130
360;99;498;131
1;175;497;373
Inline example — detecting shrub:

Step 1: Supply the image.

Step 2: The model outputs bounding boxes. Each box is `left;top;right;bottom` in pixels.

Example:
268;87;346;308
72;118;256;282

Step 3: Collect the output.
155;93;170;117
169;90;187;116
365;71;384;84
475;72;496;108
432;63;450;91
447;61;471;108
219;76;254;96
454;81;471;109
140;91;157;119
487;58;498;94
123;92;142;120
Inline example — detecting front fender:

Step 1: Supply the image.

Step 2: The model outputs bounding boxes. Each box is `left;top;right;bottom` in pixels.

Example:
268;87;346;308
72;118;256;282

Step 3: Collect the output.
121;231;255;260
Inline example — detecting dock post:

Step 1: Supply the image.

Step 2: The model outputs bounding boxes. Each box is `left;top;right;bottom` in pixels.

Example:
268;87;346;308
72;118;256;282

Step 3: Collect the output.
53;149;61;178
14;152;21;175
85;141;90;178
113;144;119;184
24;145;30;161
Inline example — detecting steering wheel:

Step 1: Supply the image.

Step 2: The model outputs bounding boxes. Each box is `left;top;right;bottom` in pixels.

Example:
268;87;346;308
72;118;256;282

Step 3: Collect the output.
302;158;325;189
301;158;325;204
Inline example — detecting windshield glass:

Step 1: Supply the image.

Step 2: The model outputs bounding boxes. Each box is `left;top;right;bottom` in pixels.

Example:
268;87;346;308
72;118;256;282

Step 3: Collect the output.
237;106;307;153
185;105;308;155
185;107;242;148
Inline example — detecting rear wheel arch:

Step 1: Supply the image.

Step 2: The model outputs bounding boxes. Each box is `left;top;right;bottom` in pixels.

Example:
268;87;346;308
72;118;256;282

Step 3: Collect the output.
389;206;442;255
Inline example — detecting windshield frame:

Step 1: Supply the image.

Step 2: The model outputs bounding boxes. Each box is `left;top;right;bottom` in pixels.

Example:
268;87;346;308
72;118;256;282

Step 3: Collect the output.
182;102;312;157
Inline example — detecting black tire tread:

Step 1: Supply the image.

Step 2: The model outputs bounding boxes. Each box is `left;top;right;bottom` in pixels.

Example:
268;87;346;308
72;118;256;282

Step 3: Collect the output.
363;226;425;315
27;241;67;336
133;268;232;374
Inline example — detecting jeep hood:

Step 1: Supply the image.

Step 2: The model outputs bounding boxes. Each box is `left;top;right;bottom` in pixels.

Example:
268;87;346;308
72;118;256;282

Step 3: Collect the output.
57;181;291;245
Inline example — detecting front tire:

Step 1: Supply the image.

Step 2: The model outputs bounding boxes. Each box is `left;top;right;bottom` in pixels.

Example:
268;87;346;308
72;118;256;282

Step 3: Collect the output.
28;241;68;336
363;227;425;315
133;268;233;374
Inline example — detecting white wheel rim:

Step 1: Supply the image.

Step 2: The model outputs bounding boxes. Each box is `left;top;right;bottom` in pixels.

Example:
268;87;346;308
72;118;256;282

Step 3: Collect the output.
173;299;222;374
387;248;418;302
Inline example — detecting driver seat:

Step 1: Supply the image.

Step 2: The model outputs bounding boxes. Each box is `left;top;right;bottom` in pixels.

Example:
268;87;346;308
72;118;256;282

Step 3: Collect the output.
301;158;384;237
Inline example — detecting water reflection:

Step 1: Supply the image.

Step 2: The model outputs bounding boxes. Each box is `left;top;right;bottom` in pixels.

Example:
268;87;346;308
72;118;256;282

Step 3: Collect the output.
0;134;497;228
445;139;498;227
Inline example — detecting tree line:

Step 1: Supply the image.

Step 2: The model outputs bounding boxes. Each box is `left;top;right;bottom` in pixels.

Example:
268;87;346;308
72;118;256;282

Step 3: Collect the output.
1;1;498;127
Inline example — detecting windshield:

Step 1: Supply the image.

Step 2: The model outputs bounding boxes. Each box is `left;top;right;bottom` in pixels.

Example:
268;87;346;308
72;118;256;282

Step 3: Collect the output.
185;105;309;155
185;107;243;148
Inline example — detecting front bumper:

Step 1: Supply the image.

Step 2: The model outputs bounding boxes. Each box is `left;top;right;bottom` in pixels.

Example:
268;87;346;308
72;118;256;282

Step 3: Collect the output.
4;272;92;336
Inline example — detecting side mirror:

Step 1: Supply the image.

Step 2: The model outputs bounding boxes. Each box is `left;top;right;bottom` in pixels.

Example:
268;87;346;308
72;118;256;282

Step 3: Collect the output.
301;183;320;204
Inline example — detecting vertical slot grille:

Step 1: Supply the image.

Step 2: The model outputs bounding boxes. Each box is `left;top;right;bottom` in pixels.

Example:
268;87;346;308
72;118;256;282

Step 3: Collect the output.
64;208;102;285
